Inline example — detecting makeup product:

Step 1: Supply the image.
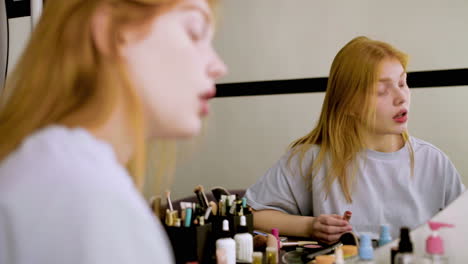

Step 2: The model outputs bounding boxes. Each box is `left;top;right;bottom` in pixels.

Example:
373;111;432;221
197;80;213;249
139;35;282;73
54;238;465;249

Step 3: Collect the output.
422;221;454;264
229;201;236;215
390;246;399;264
180;205;187;222
304;242;344;261
253;234;267;252
340;231;359;247
180;202;192;209
271;228;280;249
204;206;212;220
228;195;236;208
394;227;414;264
149;195;161;218
303;244;322;249
253;230;268;236
211;186;230;202
219;200;226;216
315;255;335;264
252;252;263;264
184;208;192;228
241;197;247;208
266;247;278;264
357;234;374;263
266;234;278;249
164;209;171;226
216;219;236;264
343;211;352;222
166;190;174;211
234;215;253;263
236;200;243;216
194;185;209;210
335;246;345;264
281;241;318;247
342;245;358;258
379;224;392;246
209;201;218;216
254;235;319;250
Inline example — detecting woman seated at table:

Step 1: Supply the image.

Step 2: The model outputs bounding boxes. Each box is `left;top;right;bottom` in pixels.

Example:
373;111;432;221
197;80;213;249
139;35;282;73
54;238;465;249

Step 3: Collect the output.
245;36;465;244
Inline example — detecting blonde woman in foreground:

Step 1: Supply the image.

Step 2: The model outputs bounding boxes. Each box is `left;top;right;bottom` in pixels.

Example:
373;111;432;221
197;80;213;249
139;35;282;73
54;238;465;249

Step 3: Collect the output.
0;0;226;263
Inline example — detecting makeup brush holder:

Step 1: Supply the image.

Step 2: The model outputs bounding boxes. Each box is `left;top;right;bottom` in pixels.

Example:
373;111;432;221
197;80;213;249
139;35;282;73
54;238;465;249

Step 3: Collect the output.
165;223;214;264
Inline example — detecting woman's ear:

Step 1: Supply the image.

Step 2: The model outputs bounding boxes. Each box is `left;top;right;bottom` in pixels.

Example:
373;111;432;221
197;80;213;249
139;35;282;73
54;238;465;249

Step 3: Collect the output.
90;4;113;57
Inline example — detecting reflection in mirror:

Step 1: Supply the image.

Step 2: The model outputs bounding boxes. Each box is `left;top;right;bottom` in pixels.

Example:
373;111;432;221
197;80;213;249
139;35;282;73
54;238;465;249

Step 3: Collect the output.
243;36;465;244
150;0;468;246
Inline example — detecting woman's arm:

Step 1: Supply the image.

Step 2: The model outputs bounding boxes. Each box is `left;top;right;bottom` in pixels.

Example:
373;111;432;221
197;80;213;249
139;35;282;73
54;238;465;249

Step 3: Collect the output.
252;209;352;244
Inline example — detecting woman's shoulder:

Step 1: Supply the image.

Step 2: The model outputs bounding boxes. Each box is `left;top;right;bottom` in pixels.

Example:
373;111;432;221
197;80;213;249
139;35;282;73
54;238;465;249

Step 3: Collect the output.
0;125;131;200
0;125;171;262
285;144;321;162
278;144;322;174
410;136;451;159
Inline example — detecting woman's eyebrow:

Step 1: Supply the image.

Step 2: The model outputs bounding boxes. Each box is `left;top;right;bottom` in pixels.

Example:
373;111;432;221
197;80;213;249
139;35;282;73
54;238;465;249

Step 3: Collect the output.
178;3;212;25
379;72;406;82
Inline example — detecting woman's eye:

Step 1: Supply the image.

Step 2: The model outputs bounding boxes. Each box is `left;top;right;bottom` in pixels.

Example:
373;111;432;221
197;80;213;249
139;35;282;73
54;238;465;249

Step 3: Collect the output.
188;28;201;42
399;80;407;88
186;13;206;43
377;90;387;96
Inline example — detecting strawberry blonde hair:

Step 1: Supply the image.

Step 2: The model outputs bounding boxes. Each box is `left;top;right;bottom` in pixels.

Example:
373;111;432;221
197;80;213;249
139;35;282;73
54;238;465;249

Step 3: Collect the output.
0;0;218;192
289;36;414;203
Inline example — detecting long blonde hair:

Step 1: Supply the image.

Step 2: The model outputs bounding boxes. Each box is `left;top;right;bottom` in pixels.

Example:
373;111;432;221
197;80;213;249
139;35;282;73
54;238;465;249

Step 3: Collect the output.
289;36;414;203
0;0;217;191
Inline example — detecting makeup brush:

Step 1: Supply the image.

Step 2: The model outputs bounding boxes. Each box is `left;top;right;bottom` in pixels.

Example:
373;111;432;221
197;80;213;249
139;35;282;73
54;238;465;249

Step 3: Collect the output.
253;235;318;249
209;201;218;216
149;195;161;218
253;234;268;252
165;190;174;212
281;241;318;247
211;186;230;202
194;185;210;210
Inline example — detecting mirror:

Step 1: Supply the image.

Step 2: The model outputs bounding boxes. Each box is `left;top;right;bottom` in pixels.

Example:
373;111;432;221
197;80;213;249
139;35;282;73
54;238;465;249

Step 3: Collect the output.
147;0;468;240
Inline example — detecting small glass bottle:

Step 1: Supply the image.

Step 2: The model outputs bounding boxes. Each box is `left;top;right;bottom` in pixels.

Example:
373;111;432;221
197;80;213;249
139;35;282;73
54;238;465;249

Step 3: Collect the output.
379;224;392;246
356;234;374;264
215;219;236;264
394;227;414;264
234;215;253;263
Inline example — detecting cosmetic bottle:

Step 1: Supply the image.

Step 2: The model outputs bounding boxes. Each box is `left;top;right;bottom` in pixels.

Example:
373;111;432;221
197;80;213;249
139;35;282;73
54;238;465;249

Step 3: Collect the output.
234;215;253;263
356;234;374;263
394;227;414;264
216;219;236;264
379;224;392;246
421;221;454;264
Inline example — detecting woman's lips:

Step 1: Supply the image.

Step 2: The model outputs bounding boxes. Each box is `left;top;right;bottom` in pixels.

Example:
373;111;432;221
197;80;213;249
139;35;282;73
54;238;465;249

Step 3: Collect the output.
200;100;210;116
199;89;215;116
393;110;408;123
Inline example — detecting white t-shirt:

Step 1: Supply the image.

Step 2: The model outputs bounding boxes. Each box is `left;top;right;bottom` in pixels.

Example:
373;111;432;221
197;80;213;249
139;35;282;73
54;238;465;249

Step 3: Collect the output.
0;126;174;264
245;137;465;239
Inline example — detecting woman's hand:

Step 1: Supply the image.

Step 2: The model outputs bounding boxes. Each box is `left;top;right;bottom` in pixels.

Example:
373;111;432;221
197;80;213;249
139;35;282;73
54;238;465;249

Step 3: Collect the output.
310;214;353;244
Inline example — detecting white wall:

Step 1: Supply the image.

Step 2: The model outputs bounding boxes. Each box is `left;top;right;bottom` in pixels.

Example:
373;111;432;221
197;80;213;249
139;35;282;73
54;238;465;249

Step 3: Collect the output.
165;0;468;200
